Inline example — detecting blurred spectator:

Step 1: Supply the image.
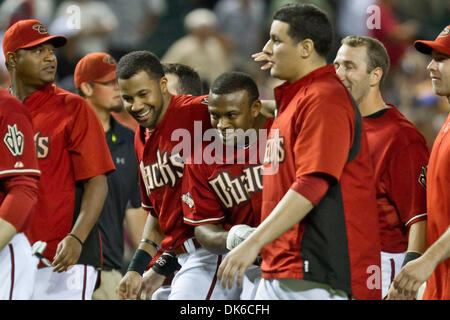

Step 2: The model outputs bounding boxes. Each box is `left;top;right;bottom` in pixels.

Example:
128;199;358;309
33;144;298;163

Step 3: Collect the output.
52;0;118;57
214;0;266;74
107;0;167;61
49;0;118;91
336;0;376;38
395;0;450;41
161;8;232;91
369;0;419;70
0;0;54;28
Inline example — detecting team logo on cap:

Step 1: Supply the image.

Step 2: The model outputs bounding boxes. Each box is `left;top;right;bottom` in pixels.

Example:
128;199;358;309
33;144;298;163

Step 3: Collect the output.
438;26;449;37
32;23;48;34
103;55;117;66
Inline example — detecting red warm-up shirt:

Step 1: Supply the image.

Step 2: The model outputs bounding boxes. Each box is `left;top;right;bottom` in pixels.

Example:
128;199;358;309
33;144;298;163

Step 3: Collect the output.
261;65;381;300
422;113;450;300
20;84;115;265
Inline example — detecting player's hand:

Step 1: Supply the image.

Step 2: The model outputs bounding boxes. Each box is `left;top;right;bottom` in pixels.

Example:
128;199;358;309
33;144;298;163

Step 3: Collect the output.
386;255;436;300
217;237;260;290
52;235;83;272
117;271;142;300
251;52;273;70
138;268;166;300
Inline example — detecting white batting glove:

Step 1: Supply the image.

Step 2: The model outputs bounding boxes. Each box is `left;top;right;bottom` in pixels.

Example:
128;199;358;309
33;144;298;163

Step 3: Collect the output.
226;224;255;251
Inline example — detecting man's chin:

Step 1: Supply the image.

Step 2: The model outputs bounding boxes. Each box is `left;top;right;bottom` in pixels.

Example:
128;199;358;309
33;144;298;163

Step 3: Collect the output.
110;104;124;113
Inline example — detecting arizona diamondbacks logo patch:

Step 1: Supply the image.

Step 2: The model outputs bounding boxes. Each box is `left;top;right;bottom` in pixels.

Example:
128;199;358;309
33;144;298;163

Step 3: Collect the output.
4;124;24;156
181;192;195;209
418;165;427;189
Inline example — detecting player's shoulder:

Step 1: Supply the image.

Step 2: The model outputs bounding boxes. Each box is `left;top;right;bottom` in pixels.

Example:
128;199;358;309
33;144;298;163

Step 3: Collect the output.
384;106;427;145
53;86;88;107
305;69;353;109
171;94;207;110
0;89;31;119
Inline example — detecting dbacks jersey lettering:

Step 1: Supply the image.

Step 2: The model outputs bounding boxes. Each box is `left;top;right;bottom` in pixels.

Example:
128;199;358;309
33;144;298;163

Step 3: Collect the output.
135;94;210;251
261;65;381;300
182;120;272;230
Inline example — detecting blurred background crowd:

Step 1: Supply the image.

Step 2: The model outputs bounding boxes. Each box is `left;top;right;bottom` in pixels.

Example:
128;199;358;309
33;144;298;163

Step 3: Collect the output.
0;0;448;165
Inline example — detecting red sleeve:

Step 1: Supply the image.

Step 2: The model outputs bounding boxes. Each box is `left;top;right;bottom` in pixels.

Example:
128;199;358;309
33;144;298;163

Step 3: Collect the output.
387;142;429;227
0;102;40;179
0;175;39;232
293;95;353;180
66;98;115;181
181;162;225;226
290;173;332;206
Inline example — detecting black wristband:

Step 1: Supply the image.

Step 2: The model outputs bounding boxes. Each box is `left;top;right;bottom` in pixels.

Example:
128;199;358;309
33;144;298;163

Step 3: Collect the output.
402;252;422;268
67;233;83;246
128;249;152;276
140;238;160;251
152;252;181;276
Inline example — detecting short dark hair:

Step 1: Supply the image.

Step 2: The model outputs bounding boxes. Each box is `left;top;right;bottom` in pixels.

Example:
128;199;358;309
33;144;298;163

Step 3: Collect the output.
341;35;390;87
210;71;259;104
117;50;164;81
273;3;333;58
162;63;202;96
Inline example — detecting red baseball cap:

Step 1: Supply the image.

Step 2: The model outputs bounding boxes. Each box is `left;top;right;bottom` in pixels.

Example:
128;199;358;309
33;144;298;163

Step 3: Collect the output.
74;52;117;88
414;25;450;56
2;19;67;58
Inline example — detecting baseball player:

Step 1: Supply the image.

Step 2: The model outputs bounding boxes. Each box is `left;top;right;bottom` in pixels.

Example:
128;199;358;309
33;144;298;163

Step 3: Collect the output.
172;71;271;300
163;63;203;96
0;90;40;300
116;50;211;300
73;52;147;300
3;19;115;300
387;25;450;300
333;35;429;298
218;4;382;300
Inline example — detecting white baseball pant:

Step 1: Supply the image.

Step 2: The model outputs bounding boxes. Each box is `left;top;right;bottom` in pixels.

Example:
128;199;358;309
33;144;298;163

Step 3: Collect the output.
0;233;38;300
31;264;98;300
255;278;351;300
381;251;406;298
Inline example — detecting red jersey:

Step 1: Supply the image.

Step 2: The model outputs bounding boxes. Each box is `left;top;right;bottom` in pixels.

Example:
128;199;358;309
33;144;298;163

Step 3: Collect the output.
0;90;40;231
135;94;210;251
363;106;429;253
422;113;450;300
261;65;381;300
182;120;272;230
20;84;115;265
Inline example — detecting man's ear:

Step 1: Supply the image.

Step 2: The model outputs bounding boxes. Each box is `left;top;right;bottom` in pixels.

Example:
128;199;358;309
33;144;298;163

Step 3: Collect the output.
80;82;93;97
369;67;383;87
299;39;315;58
251;99;262;118
159;76;168;94
5;52;17;69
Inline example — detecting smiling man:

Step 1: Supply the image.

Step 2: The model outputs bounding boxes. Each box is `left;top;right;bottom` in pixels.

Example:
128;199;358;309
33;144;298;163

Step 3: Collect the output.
333;36;429;299
175;71;272;300
3;19;115;300
115;50;211;300
217;4;381;300
387;25;450;300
